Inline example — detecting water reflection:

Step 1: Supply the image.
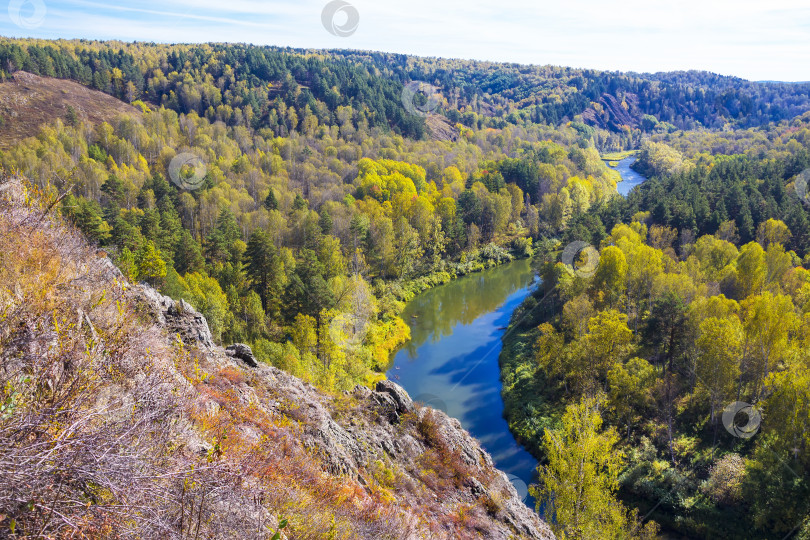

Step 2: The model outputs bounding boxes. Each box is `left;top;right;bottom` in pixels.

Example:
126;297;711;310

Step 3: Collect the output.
387;258;539;506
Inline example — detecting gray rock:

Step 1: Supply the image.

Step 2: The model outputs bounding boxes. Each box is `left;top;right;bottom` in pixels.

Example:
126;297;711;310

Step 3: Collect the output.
225;343;257;367
374;380;413;413
131;285;214;348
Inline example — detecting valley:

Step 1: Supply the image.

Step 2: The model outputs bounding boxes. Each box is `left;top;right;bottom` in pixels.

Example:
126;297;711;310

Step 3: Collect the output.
0;28;809;540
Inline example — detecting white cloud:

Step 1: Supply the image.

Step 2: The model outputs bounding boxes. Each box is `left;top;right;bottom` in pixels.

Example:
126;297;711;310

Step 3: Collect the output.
1;0;809;80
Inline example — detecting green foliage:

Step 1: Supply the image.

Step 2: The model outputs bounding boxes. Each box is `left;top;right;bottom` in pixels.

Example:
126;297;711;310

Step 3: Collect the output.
532;397;656;540
505;216;810;537
134;241;167;285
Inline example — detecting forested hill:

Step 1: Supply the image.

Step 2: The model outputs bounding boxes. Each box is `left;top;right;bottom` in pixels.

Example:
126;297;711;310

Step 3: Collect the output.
330;50;810;132
3;37;810;149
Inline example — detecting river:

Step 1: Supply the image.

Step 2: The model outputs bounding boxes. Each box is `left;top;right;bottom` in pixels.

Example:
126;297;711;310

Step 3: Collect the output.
385;160;646;509
386;258;539;505
610;156;648;196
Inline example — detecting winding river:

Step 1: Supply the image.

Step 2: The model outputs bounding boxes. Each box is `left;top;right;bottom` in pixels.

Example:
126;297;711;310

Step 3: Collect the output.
386;159;647;509
611;156;648;196
386;258;539;504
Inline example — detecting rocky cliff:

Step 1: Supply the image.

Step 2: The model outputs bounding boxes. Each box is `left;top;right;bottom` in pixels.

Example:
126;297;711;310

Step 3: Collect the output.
0;176;554;539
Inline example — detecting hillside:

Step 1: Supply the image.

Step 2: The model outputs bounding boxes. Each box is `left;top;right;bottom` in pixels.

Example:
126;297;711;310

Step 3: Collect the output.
0;71;141;149
0;174;554;538
3;39;810;153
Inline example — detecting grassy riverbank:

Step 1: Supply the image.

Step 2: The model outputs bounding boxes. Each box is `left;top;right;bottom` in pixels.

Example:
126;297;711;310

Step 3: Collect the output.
601;149;638;162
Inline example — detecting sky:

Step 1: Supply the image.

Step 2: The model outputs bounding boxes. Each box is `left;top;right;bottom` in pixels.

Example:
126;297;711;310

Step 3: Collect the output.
2;0;810;81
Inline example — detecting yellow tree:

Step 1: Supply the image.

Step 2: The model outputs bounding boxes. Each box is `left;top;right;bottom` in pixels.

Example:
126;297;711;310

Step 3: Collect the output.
742;292;797;399
696;317;742;424
592;246;628;306
735;242;767;299
532;397;656;540
755;218;791;249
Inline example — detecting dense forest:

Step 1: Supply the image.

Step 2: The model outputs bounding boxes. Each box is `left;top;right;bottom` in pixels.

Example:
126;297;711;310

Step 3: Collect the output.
331;50;810;135
3;34;810;539
502;113;810;538
3;37;810;150
0;37;627;393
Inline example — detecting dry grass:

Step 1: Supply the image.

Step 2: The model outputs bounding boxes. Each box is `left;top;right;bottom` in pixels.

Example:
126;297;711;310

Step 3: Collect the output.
0;71;141;149
0;175;411;539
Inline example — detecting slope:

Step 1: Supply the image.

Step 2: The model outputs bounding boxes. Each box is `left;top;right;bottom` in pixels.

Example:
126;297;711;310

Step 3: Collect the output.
0;174;554;539
0;70;141;149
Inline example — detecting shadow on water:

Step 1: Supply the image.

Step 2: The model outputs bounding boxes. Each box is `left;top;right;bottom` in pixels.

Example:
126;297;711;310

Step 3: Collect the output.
387;258;540;509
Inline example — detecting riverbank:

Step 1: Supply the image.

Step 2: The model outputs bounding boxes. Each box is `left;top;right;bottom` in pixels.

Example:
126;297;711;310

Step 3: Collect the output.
386;258;541;508
601;149;638;167
381;241;529;306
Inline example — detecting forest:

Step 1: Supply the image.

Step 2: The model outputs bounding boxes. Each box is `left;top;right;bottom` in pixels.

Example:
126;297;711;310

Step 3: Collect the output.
2;34;810;539
502;113;810;538
0;36;627;392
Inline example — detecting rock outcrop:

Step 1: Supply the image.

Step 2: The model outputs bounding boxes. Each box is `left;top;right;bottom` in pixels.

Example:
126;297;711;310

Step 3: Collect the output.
225;343;258;367
130;282;555;539
131;284;214;349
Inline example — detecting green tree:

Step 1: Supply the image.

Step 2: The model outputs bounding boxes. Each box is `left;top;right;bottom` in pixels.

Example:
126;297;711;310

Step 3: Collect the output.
135;241;167;286
532;397;654;540
205;208;242;264
264;189;279;211
283;249;335;323
245;229;284;313
174;230;205;275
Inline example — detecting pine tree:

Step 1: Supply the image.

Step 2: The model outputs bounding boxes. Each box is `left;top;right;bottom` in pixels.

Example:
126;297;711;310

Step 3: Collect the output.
264;189;279;211
174;230;205;275
245;229;283;312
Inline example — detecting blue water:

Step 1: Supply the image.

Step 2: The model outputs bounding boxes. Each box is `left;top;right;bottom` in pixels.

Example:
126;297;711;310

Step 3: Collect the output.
387;259;539;507
611;156;648;196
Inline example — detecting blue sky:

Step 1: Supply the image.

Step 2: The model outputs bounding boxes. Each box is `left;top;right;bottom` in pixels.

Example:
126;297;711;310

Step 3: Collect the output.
2;0;810;81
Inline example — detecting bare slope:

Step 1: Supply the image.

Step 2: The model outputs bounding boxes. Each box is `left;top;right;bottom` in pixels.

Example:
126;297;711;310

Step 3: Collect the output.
0;71;140;149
